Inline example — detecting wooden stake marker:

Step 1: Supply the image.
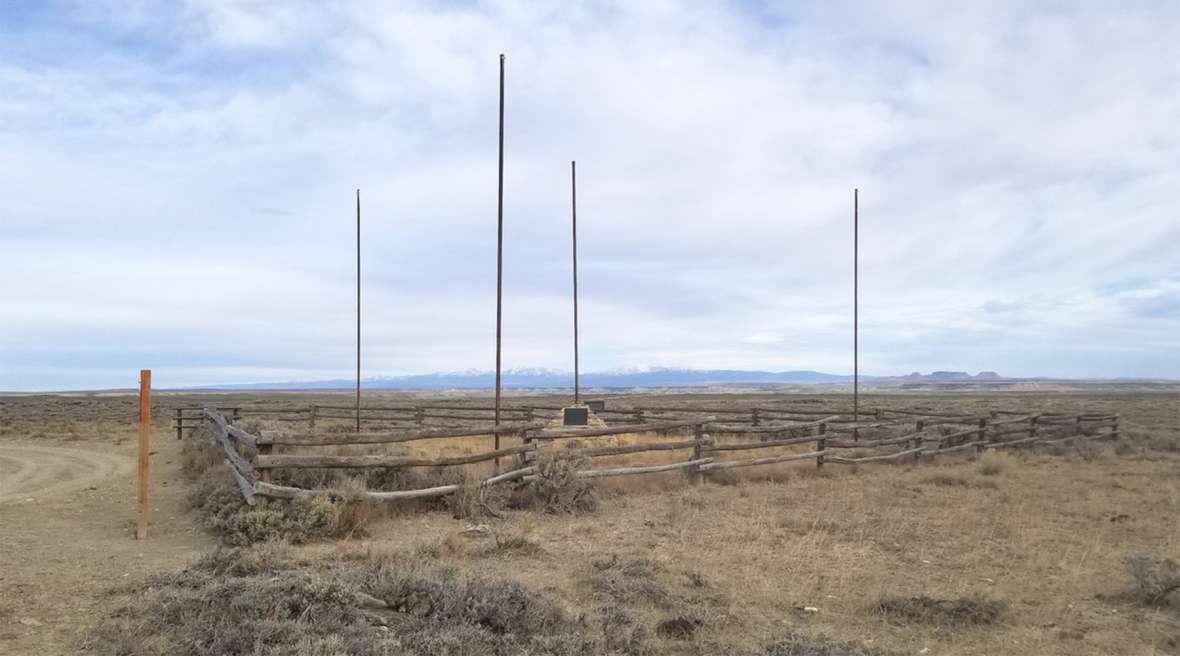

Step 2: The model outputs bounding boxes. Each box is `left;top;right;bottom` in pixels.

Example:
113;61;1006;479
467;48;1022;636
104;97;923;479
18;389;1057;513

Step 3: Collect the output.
136;369;151;540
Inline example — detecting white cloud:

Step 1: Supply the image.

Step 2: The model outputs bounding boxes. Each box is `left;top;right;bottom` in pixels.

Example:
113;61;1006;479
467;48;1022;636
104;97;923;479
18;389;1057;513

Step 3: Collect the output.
0;1;1177;389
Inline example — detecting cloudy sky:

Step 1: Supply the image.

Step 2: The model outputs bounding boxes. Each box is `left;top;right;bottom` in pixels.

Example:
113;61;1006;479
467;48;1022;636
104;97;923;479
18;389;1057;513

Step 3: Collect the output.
1;1;1178;390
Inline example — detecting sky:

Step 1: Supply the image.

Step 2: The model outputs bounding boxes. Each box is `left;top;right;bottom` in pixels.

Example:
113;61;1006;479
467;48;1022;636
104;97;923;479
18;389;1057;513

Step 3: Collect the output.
1;1;1178;390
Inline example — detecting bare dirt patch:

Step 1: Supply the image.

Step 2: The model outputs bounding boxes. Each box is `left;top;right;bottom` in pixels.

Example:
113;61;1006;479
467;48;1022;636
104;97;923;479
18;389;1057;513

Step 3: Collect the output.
0;431;212;655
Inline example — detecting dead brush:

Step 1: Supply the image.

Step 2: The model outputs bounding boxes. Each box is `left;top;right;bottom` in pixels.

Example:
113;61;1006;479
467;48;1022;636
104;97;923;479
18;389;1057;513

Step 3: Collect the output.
875;593;1006;627
756;631;906;656
975;451;1012;476
476;529;543;557
588;554;670;607
1127;553;1180;606
1071;439;1102;462
510;453;599;514
87;547;595;656
328;477;377;538
179;425;224;479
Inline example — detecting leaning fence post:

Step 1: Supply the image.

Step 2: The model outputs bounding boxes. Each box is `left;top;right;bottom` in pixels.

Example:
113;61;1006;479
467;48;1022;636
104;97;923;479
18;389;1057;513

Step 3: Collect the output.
136;369;151;540
816;422;827;468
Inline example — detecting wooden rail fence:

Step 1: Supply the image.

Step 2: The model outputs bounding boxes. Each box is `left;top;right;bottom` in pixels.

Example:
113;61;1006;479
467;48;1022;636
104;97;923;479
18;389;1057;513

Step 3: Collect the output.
196;405;1120;506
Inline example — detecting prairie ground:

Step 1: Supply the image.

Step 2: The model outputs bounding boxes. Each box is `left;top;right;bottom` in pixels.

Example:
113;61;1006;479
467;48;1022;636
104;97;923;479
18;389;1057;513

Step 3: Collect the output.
0;390;1177;655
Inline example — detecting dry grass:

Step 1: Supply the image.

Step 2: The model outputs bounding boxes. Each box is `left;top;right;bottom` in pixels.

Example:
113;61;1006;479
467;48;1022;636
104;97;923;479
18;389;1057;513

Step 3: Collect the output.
8;390;1180;655
975;450;1012;476
875;594;1007;627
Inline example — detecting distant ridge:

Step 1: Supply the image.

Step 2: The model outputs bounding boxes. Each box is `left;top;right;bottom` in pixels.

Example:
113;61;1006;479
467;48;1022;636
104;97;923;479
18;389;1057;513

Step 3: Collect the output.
191;368;1023;391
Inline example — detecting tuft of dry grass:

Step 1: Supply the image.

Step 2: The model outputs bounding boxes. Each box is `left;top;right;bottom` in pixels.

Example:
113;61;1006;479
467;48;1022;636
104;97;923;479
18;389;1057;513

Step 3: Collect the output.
875;593;1007;627
328;477;377;538
179;426;223;480
511;454;599;514
1126;553;1180;606
976;450;1013;476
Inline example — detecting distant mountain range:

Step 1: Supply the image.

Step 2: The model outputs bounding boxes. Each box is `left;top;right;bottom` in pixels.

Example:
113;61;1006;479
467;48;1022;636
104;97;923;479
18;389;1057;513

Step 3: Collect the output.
193;368;1016;391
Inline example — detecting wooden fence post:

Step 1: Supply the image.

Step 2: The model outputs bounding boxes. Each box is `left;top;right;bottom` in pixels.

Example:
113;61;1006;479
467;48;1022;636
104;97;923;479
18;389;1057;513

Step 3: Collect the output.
751;408;761;426
233;407;241;424
309;405;318;430
692;423;705;485
976;418;987;453
175;407;182;441
1112;414;1120;439
1029;416;1038;440
137;369;151;540
913;419;925;462
874;407;883;421
1075;415;1083;439
816;422;827;468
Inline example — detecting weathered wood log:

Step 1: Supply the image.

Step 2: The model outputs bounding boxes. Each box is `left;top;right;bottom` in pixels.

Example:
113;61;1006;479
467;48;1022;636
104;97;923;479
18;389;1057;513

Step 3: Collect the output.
826;433;917;449
255;443;536;469
704;416;839;434
258;421;546;446
557;439;703;458
204;408;259;448
205;417;254;475
825;446;926;464
1039;433;1082;445
523;458;713;481
926;441;982;456
527;418;709;440
915;416;984;428
879;409;974;418
824;421;897;433
932;426;987;443
254;465;536;501
984;436;1041;449
226;460;256;505
702;433;823;452
624;405;752;415
698;449;828;471
1088;431;1119;440
988;415;1041;427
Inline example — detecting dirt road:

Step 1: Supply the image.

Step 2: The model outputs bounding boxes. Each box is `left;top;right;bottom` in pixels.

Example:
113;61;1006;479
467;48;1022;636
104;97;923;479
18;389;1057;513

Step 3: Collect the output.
0;445;134;505
0;434;212;655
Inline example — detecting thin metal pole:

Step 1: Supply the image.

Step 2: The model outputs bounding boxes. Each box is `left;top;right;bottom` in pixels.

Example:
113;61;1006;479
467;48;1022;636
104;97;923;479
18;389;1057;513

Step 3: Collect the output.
853;188;859;438
494;54;505;455
356;189;361;433
571;160;579;405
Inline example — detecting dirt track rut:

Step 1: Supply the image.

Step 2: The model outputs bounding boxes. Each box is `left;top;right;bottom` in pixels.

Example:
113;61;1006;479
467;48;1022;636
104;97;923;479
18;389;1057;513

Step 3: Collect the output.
0;444;134;504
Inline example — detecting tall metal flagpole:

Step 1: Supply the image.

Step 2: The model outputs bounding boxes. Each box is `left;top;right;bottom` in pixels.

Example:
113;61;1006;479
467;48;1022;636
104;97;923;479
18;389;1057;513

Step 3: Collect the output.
571;161;579;405
494;54;505;456
356;189;361;433
853;188;859;438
